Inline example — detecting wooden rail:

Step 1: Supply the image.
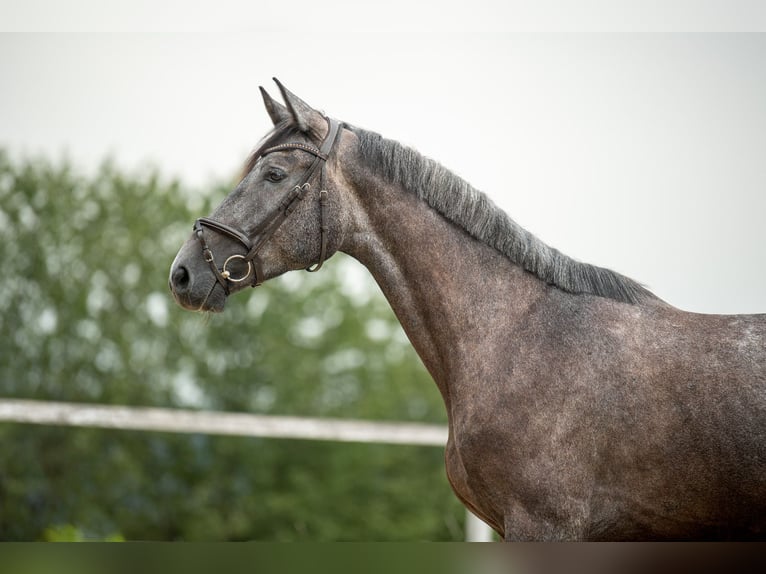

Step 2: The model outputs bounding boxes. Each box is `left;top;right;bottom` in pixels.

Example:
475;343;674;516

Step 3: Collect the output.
0;398;448;446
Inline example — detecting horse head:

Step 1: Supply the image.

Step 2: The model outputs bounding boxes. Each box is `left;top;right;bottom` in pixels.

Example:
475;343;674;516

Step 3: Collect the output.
169;79;354;312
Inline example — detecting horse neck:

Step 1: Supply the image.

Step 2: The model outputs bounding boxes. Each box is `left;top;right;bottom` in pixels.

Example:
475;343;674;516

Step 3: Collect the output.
342;172;544;408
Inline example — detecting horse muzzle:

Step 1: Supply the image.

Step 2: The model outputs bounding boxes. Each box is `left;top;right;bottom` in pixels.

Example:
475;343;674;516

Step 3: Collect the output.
168;242;229;313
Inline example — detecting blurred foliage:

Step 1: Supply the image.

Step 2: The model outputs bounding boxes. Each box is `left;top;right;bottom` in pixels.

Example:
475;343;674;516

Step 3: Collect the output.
0;151;462;540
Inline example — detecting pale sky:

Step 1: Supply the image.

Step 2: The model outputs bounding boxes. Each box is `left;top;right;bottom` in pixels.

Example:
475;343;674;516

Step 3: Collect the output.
1;5;765;314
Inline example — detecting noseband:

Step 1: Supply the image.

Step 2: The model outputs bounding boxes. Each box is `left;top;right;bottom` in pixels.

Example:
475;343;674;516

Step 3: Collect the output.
193;117;342;294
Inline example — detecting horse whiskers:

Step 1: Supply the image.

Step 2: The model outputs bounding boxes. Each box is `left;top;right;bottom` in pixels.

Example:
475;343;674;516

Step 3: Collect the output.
196;281;218;315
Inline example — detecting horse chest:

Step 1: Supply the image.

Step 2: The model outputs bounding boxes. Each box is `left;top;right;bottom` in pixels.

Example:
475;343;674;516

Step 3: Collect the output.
443;434;504;535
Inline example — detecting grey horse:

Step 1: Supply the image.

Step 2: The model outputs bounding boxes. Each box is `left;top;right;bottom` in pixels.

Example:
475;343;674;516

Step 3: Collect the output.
169;79;766;540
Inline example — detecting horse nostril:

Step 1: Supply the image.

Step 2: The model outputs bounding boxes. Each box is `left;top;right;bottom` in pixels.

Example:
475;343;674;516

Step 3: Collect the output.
171;265;191;292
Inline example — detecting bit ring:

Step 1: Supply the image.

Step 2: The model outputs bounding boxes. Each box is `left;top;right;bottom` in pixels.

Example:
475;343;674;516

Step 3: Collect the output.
222;254;253;283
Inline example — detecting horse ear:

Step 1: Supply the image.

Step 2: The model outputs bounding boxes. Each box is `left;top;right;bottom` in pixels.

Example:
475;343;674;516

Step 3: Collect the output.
273;77;326;136
260;86;289;125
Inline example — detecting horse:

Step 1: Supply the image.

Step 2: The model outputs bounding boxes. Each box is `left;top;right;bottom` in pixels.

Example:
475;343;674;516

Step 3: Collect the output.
169;79;766;540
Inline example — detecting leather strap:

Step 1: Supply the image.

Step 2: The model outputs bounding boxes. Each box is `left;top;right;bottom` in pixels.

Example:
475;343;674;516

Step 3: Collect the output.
194;116;342;291
306;190;329;273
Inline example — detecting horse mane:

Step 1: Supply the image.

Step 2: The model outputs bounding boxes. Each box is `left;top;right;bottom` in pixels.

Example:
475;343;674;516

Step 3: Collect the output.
353;127;654;304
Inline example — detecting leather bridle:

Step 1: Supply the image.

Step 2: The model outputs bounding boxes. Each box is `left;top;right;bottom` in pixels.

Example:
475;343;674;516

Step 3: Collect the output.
193;117;342;295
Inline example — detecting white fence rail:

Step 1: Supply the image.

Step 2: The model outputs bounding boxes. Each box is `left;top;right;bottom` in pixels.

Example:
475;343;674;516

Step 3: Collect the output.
0;398;493;541
0;398;448;445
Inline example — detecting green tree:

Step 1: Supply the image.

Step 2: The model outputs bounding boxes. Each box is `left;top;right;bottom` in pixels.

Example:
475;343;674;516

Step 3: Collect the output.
0;151;463;540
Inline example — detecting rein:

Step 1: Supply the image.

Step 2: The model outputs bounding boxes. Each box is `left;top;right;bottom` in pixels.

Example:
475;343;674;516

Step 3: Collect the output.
193;117;342;294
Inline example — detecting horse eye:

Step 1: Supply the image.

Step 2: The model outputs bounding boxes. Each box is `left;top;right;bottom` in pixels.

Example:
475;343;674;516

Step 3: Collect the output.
266;168;286;183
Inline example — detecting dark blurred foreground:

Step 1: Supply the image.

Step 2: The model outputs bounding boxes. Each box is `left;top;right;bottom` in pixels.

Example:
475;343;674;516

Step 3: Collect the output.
2;543;765;574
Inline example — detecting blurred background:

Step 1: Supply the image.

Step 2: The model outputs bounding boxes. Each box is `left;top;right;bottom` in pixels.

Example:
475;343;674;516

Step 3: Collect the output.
0;153;461;540
1;3;765;542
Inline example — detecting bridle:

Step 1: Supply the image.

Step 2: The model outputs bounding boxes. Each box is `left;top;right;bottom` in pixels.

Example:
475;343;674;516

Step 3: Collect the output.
193;116;342;295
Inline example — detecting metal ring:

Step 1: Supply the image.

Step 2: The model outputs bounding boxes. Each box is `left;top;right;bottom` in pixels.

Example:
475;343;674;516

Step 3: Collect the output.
222;254;253;283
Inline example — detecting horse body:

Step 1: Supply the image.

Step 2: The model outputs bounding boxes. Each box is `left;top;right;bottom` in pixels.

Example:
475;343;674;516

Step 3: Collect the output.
448;298;766;540
346;155;766;539
170;80;766;540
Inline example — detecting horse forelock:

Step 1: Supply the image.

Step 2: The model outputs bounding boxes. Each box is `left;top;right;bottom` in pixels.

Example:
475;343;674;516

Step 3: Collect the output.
352;126;654;305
